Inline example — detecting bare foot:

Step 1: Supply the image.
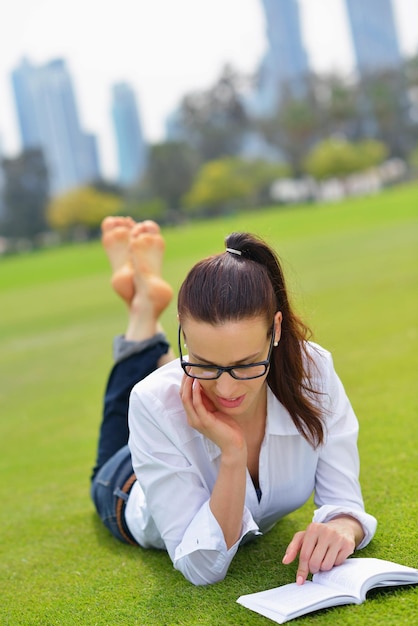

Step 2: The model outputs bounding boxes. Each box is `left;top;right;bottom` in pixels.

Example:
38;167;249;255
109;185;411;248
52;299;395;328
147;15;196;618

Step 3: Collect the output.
125;222;174;341
101;216;136;303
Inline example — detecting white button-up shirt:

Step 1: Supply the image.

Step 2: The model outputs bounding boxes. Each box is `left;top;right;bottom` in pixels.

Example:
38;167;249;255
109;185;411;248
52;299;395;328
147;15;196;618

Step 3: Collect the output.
126;343;377;585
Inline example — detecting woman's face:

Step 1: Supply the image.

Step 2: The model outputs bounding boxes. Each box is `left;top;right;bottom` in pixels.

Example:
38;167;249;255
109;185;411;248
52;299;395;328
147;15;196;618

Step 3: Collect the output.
181;315;281;422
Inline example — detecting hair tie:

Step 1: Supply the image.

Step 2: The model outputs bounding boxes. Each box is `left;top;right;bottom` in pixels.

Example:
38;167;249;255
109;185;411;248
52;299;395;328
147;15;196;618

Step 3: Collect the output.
226;248;242;256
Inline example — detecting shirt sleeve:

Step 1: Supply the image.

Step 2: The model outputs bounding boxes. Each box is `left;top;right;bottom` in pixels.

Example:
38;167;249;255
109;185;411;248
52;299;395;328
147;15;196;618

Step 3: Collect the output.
312;351;377;547
128;384;260;585
172;502;260;585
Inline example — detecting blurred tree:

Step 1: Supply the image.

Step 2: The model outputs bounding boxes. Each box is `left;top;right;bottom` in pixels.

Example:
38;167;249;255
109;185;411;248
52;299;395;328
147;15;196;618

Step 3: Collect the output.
304;138;388;181
183;157;288;214
304;138;363;180
404;54;418;142
143;141;200;210
357;139;388;170
258;91;320;175
0;149;49;241
175;65;250;161
91;179;124;196
184;157;252;215
357;69;411;156
243;159;291;204
314;73;359;139
123;197;169;224
405;53;418;87
47;186;123;239
408;145;418;174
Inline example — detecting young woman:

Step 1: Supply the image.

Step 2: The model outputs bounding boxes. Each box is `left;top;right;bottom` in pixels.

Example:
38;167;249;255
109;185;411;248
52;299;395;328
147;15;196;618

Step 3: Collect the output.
91;217;376;586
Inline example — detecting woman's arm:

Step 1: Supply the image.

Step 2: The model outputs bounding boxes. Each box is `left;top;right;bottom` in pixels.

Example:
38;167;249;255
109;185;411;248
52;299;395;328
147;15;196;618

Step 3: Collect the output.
283;348;377;584
180;376;248;549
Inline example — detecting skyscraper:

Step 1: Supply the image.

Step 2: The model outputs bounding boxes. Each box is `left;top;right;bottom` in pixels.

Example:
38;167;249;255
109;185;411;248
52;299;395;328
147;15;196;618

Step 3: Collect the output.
111;83;147;187
344;0;402;74
251;0;310;115
11;58;100;194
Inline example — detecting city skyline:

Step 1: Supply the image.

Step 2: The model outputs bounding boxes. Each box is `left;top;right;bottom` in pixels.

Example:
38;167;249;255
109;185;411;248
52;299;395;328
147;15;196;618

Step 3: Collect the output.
1;0;417;179
11;58;100;193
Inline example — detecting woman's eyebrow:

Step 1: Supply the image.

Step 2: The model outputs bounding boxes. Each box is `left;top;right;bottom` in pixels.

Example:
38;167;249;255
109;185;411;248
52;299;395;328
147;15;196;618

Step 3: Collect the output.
189;350;262;365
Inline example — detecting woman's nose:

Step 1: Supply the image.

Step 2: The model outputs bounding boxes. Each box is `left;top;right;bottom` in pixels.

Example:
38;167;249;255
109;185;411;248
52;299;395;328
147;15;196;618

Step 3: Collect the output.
214;371;240;397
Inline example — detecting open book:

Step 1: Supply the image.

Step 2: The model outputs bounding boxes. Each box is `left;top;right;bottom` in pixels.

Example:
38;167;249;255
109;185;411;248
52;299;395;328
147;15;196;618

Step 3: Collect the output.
237;558;418;624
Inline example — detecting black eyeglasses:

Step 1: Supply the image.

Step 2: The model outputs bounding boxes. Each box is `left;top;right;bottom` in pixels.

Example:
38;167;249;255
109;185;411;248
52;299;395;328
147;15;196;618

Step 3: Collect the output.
178;323;275;380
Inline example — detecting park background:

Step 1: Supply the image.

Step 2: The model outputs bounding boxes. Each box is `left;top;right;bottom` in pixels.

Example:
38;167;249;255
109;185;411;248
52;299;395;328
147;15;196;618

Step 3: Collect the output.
1;1;417;624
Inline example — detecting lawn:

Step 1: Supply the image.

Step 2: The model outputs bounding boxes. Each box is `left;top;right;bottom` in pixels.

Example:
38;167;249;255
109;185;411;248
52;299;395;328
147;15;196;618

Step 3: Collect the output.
0;182;417;625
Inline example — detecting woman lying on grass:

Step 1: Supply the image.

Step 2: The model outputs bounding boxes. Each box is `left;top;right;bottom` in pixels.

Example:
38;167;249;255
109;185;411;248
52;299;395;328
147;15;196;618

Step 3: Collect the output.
91;217;377;586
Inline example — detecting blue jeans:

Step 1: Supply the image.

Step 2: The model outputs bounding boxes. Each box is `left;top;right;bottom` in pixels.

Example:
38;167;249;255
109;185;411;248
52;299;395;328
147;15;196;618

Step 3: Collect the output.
90;339;169;544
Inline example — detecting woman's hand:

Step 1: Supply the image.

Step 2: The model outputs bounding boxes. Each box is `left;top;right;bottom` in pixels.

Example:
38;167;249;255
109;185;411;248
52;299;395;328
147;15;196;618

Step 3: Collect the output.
282;516;364;584
180;375;246;456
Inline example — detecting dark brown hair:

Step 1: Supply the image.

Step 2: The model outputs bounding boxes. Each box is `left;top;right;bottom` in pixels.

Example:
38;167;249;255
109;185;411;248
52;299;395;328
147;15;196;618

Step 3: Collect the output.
177;232;325;447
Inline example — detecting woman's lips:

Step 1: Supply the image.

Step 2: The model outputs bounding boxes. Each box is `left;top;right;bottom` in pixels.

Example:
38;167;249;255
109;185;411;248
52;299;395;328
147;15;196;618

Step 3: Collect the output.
216;394;246;409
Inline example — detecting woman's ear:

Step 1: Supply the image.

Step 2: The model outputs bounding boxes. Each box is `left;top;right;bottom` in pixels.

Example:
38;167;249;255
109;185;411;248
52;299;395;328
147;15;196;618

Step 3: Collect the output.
273;311;282;346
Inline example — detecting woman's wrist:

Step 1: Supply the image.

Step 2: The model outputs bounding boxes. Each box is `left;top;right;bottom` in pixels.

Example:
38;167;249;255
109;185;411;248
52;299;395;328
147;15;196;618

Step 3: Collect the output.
326;515;365;547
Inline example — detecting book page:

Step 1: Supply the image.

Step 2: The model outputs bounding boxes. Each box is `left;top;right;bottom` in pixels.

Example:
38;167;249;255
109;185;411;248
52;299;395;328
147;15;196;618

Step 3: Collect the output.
237;580;356;623
237;558;418;624
313;558;418;601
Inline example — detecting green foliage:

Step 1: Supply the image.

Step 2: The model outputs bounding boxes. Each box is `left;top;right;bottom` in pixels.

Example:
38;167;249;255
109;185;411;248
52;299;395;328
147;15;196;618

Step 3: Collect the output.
184;157;289;214
46;186;123;236
304;138;388;180
358;69;411;156
259;96;319;175
184;157;253;213
408;145;418;172
124;196;169;223
143;141;200;210
176;64;249;162
357;138;389;169
1;182;417;624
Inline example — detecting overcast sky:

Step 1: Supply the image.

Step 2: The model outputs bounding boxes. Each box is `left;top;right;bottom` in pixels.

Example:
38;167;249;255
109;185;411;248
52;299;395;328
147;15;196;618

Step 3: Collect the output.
1;0;417;178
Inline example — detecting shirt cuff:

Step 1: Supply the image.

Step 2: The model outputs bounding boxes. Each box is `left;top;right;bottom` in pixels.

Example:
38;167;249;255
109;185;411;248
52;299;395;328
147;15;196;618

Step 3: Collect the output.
174;503;260;561
313;504;377;549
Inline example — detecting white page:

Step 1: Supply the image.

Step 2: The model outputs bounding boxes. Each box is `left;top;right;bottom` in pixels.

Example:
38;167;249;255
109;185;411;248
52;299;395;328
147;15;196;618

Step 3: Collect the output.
237;558;418;624
238;580;356;622
313;558;418;600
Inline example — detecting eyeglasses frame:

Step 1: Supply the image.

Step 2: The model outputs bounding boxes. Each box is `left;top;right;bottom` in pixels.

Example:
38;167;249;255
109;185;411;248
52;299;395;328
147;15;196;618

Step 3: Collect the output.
178;322;275;380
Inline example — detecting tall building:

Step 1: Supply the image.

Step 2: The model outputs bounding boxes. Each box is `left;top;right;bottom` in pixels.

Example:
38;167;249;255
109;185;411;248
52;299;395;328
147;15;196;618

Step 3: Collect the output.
111;83;147;187
344;0;402;74
251;0;310;116
11;58;100;194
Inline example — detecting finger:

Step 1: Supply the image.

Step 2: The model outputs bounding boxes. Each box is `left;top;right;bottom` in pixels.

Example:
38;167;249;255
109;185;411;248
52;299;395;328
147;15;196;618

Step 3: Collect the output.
330;541;355;569
296;537;319;585
189;380;208;414
180;374;193;403
313;541;340;574
295;523;328;584
282;531;305;565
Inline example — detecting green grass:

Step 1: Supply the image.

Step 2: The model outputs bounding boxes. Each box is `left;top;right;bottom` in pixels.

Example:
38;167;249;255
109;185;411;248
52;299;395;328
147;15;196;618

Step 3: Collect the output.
1;183;417;625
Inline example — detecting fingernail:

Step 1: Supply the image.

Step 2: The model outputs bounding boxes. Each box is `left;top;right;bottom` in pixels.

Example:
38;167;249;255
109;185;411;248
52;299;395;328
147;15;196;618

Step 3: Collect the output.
282;553;288;564
297;575;304;586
